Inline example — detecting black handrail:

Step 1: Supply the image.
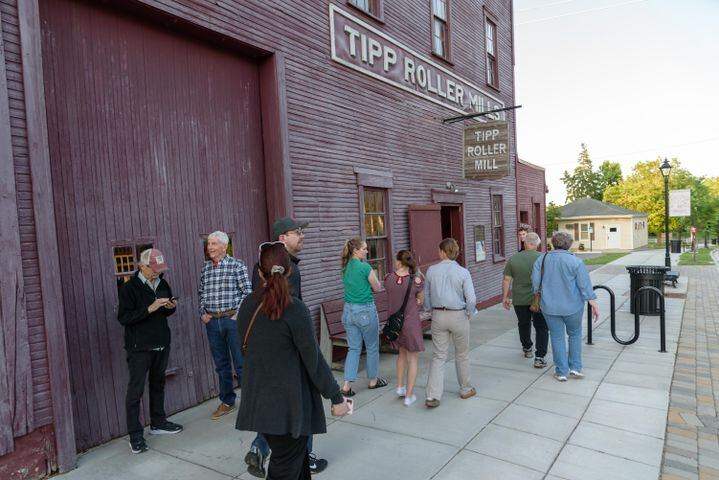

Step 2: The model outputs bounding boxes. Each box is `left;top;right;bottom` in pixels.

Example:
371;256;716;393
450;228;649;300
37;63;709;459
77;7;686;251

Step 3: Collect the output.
633;286;667;353
586;285;616;345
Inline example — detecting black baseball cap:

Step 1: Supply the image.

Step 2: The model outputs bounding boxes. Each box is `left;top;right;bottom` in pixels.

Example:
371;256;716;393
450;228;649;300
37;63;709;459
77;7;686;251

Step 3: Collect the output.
272;216;309;241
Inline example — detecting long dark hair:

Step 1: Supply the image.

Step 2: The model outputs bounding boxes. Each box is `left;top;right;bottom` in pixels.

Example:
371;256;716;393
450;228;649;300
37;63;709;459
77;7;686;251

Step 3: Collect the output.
259;243;292;320
396;250;418;276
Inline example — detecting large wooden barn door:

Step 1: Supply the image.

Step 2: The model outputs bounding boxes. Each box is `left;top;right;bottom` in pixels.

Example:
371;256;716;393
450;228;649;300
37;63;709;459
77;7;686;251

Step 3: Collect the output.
40;0;267;450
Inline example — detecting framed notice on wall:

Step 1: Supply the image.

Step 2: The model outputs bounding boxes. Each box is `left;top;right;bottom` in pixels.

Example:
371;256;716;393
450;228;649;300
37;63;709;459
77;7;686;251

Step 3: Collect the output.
474;225;486;262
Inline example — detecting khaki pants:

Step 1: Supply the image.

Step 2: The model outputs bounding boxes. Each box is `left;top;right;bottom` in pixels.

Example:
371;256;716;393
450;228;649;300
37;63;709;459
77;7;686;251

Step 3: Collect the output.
426;309;472;400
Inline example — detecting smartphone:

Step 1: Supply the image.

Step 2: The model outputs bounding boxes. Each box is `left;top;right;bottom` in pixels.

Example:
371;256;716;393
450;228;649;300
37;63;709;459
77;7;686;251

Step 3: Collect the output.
169;296;178;302
346;398;354;415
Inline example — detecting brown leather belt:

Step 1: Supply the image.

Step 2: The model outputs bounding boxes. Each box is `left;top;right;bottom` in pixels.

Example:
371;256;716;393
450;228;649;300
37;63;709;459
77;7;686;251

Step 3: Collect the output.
208;309;237;318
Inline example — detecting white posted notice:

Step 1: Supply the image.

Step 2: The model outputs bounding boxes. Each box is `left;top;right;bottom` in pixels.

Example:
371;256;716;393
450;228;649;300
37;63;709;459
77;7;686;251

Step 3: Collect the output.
669;189;691;217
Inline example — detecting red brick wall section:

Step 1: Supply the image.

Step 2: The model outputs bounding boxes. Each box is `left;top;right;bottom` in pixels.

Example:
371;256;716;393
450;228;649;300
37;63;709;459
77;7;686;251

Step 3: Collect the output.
516;161;546;245
0;426;56;480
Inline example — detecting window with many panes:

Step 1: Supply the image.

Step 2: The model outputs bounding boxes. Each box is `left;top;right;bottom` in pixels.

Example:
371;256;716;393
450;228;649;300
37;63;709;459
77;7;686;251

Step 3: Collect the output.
362;188;389;278
432;0;450;59
485;15;498;88
113;242;154;291
491;194;505;260
348;0;381;17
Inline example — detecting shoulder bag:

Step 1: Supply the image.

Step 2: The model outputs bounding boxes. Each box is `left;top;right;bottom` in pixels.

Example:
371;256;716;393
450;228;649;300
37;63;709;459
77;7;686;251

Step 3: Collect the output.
529;254;547;313
382;276;414;341
241;303;263;355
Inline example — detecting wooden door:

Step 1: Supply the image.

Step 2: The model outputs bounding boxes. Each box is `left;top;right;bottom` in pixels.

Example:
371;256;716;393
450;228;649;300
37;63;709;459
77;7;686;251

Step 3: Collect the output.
408;204;442;273
40;0;267;450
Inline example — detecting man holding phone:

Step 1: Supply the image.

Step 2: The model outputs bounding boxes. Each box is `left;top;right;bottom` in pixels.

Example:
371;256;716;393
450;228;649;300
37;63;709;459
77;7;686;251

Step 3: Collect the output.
118;248;183;454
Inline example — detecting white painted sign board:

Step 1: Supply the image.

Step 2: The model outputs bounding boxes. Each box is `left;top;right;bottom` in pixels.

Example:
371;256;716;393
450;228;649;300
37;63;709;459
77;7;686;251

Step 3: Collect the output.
669;189;691;217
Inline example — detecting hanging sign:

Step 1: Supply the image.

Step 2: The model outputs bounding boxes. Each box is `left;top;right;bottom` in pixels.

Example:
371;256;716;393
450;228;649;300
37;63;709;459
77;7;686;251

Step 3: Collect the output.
463;121;510;180
669;189;691;217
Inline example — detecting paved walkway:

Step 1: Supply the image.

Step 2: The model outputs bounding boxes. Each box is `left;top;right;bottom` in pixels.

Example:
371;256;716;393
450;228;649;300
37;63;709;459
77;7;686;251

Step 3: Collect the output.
661;256;719;480
57;249;707;480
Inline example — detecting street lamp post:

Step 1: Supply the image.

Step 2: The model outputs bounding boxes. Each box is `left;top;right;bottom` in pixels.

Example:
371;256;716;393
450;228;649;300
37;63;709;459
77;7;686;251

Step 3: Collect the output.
659;158;672;268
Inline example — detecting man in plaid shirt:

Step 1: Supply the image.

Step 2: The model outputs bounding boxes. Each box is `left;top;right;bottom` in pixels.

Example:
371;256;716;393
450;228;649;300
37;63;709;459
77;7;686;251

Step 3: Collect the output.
198;230;252;419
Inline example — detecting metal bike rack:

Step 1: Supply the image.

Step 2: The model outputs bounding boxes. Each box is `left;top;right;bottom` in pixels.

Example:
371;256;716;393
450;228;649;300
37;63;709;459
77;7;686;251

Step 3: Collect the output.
633;286;667;353
586;284;667;352
586;285;618;345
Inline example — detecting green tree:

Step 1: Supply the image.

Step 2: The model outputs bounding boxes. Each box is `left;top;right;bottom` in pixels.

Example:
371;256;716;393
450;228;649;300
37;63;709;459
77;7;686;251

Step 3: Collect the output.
603;158;717;237
561;144;601;201
546;201;561;235
597;161;622;194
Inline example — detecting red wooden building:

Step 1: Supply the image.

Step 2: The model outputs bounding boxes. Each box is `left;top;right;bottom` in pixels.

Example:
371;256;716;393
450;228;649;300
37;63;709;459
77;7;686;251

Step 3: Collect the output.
516;158;547;248
0;0;540;476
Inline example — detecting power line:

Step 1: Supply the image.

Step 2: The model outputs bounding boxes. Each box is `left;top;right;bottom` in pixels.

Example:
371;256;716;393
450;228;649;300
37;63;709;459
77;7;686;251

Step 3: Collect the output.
516;0;577;13
516;0;648;26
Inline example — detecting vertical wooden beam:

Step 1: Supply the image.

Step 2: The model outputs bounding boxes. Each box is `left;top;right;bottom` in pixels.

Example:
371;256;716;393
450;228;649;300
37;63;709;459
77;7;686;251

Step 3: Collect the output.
17;0;77;471
0;5;25;456
259;52;293;232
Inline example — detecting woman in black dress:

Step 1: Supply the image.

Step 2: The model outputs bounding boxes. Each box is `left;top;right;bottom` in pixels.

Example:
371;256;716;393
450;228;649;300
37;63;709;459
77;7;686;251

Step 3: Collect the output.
236;243;350;479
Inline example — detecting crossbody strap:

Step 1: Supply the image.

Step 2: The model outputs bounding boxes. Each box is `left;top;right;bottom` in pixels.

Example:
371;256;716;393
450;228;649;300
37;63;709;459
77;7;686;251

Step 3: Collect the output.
538;254;548;293
242;303;263;353
398;275;413;313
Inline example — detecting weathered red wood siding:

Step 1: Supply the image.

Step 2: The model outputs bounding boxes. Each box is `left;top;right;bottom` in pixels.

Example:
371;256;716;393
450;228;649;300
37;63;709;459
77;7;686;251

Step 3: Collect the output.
39;0;269;450
0;0;49;456
2;0;526;468
517;159;547;245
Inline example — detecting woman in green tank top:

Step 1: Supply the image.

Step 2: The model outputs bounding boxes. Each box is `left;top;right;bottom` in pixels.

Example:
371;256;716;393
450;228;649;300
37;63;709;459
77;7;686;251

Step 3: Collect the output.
339;238;387;396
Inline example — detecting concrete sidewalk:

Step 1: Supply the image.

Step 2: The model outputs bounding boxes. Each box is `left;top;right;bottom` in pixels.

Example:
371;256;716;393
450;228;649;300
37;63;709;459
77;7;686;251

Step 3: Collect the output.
57;249;692;480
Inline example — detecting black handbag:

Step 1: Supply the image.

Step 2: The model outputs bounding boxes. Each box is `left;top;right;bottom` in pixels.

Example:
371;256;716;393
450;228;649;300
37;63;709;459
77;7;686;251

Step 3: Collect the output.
383;276;414;341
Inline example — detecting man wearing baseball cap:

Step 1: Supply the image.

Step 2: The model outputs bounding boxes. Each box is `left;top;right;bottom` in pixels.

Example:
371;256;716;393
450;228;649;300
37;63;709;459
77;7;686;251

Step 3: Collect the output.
118;248;183;454
244;216;330;476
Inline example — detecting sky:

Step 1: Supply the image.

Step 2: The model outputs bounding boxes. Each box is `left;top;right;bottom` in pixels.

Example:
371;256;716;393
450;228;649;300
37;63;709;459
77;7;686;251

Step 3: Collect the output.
513;0;719;204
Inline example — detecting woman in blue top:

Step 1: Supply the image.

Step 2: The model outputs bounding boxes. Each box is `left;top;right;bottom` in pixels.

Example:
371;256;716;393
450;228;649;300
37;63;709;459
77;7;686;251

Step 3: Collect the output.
532;232;599;381
340;238;386;396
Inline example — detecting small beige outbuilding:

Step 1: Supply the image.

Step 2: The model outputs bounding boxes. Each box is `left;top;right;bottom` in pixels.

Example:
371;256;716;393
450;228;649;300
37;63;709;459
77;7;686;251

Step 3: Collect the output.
557;198;649;251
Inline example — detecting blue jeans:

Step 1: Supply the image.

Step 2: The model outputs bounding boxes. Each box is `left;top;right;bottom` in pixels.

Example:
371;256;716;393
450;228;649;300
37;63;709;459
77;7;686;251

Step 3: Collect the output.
205;316;243;405
544;309;584;377
341;302;380;382
253;433;313;456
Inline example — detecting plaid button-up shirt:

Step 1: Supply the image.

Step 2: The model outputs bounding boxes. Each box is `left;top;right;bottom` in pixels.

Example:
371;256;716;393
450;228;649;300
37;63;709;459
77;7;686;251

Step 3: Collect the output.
198;255;252;315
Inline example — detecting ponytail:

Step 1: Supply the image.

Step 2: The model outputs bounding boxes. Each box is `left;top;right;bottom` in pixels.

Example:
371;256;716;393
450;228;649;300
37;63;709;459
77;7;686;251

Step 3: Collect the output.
259;244;292;320
342;238;364;274
396;250;418;276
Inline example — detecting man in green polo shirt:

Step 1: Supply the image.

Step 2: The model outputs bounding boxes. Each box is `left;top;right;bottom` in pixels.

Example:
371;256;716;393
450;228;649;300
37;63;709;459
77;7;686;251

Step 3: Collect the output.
502;232;548;368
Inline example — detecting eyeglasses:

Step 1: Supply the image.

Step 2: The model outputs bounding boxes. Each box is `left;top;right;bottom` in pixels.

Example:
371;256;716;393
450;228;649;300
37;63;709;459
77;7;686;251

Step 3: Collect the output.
286;228;305;236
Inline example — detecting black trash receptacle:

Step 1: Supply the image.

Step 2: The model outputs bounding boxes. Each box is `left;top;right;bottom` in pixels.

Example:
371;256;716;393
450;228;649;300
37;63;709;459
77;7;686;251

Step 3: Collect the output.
670;239;682;253
626;265;669;315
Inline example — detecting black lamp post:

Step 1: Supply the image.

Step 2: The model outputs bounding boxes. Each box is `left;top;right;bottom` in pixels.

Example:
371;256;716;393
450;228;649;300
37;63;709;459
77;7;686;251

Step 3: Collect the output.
659;158;672;268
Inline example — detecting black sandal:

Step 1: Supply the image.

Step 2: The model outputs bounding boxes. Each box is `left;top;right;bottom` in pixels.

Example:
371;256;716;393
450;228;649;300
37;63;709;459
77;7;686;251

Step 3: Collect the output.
368;377;388;389
341;388;355;397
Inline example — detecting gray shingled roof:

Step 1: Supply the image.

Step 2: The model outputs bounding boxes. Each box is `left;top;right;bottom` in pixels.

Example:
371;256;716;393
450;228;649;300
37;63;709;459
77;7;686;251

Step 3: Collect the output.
559;197;647;218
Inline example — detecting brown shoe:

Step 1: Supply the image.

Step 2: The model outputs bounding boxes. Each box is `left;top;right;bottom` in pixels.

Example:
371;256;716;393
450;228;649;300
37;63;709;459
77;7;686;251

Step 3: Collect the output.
211;403;235;420
460;387;477;400
425;398;440;408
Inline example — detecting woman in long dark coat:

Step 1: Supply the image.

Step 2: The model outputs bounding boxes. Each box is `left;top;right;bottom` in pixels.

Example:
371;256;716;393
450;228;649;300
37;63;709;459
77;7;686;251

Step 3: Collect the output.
236;243;350;479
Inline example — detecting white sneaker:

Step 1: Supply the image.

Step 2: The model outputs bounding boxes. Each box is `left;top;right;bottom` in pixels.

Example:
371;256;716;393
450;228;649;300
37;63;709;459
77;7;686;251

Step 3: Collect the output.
569;370;585;379
554;374;568;382
403;394;417;406
396;386;406;397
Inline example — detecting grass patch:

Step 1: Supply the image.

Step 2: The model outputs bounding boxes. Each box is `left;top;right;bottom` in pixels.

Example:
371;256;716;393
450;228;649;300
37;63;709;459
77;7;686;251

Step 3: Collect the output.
583;252;630;265
679;248;715;266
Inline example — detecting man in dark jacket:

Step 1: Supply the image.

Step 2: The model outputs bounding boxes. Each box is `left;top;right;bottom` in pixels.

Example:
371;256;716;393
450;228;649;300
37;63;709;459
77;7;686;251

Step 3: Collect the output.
118;248;183;454
245;216;329;477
